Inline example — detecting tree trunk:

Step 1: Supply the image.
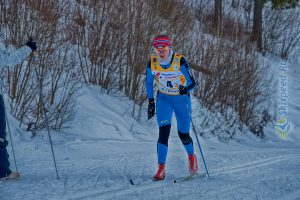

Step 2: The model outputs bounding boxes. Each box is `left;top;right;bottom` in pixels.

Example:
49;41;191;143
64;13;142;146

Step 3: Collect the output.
251;0;263;51
214;0;222;36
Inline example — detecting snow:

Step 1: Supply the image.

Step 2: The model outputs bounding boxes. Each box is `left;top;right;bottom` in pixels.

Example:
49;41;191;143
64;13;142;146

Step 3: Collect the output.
1;26;300;199
287;49;300;141
1;58;300;200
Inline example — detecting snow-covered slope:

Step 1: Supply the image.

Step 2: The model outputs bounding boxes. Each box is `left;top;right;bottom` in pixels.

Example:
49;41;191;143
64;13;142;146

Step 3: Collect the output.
1;77;300;199
287;49;300;141
62;86;156;141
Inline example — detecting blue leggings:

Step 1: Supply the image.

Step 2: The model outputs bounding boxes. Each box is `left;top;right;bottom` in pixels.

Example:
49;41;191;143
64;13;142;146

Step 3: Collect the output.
155;92;194;164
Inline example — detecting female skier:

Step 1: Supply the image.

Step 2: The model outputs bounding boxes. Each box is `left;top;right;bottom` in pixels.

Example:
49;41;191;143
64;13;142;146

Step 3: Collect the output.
146;35;198;181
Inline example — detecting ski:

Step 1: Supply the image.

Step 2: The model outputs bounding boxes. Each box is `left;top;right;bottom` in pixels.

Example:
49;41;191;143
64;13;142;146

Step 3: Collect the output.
130;173;206;185
173;173;205;183
129;178;164;185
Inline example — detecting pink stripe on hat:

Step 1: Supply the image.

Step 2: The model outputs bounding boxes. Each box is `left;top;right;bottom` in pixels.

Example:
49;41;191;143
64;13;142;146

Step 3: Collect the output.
153;35;172;48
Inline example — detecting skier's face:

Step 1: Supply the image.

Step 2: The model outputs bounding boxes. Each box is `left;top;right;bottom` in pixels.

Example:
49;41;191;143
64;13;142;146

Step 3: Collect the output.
154;46;170;61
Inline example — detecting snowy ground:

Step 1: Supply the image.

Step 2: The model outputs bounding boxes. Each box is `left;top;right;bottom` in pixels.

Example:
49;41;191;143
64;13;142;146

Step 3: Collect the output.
1;127;300;200
1;57;300;200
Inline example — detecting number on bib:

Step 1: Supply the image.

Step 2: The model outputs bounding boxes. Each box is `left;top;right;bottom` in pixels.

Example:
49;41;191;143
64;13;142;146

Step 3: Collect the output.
167;81;173;88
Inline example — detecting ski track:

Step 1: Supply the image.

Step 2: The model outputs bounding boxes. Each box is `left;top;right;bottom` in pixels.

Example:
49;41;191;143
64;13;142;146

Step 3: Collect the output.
1;140;300;200
211;154;299;175
67;152;300;200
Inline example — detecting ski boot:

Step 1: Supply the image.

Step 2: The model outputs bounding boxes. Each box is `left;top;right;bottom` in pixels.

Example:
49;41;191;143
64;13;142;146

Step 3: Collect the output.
153;164;165;181
188;154;198;174
0;171;20;180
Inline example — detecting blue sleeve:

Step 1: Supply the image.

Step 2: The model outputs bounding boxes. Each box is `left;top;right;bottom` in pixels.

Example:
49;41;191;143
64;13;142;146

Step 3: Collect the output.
180;57;196;91
145;61;154;100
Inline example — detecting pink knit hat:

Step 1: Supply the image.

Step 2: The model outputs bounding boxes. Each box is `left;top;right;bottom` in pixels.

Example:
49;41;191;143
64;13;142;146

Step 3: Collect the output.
153;35;172;48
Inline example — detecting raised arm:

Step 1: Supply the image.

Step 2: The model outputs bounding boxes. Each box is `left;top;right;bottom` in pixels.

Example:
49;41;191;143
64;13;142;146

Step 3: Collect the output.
0;46;32;66
0;39;37;66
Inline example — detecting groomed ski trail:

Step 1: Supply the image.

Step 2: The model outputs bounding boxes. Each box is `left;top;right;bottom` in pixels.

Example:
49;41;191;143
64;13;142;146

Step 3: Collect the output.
2;139;298;200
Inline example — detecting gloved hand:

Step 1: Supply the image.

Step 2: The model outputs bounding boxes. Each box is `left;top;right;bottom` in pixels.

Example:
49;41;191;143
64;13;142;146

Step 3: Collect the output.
0;138;8;147
179;85;188;95
26;38;37;51
148;99;155;120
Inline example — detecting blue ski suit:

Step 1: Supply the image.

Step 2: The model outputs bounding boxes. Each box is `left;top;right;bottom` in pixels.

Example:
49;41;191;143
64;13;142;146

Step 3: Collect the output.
146;52;196;164
0;43;32;178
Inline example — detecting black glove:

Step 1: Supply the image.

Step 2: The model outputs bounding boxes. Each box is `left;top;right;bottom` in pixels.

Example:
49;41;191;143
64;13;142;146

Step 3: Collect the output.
179;85;188;95
148;99;155;120
0;138;8;148
26;38;37;51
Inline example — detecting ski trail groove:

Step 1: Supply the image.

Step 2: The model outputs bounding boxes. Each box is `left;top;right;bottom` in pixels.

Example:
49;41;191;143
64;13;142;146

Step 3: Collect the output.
211;154;298;175
67;154;299;200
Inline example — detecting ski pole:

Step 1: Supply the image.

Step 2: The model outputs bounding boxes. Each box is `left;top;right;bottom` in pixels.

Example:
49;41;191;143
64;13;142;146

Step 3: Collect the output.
181;92;210;179
33;60;59;180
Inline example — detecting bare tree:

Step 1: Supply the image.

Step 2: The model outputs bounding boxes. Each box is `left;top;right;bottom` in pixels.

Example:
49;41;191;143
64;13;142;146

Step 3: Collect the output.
214;0;223;36
263;4;300;59
1;0;81;133
3;0;295;139
251;0;263;51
